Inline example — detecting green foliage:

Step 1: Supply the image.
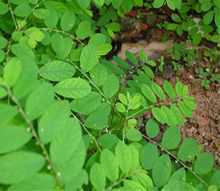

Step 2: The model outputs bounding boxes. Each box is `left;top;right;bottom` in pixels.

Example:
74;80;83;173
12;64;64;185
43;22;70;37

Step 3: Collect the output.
0;1;219;191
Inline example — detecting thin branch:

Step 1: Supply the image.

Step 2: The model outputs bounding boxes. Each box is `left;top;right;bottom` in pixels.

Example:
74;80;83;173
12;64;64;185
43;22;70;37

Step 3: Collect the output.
71;113;102;152
7;0;18;30
142;134;209;187
5;86;63;188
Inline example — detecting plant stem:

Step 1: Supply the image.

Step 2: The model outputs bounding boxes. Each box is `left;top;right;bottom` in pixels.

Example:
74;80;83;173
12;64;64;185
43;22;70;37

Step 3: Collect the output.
6;87;63;188
142;134;209;187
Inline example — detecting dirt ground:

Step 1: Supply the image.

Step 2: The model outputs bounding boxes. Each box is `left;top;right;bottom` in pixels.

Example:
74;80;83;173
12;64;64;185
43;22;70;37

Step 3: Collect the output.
115;15;220;164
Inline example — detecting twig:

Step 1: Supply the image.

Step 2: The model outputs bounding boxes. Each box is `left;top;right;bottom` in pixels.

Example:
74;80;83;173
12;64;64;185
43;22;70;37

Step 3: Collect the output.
7;0;18;30
71;113;102;152
4;86;63;188
142;134;209;187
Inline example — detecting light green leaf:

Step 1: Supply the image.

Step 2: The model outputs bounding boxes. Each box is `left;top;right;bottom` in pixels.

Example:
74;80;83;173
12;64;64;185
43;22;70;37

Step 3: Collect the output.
4;58;22;87
8;173;56;191
163;80;176;99
0;103;17;126
76;21;93;39
25;82;55;120
55;78;91;99
80;44;99;72
60;10;76;31
89;63;108;86
100;149;119;181
51;33;72;59
145;119;160;138
194;153;214;175
39;60;75;82
152;107;167;124
44;8;58;28
90;163;106;191
71;92;102;115
115;142;132;175
140;143;159;170
14;3;31;17
141;84;157;103
152;155;172;187
0;123;31;154
126;128;142;142
151;82;166;100
177;138;200;161
0;151;45;184
50;118;82;166
153;0;165;8
85;103;111;129
0;36;7;49
94;0;105;7
162;127;181;150
38;101;70;143
0;2;8;15
96;43;112;56
102;73;119;98
123;180;146;191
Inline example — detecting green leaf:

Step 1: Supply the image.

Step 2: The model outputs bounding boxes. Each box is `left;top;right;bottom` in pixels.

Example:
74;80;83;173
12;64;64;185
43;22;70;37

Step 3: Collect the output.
145;119;160;138
141;84;157;103
71;92;102;115
126;128;142;142
161;106;178;127
140;143;159;170
50;118;82;166
129;145;140;170
98;134;119;149
96;43;112;56
126;51;138;65
194;153;214;175
0;2;8;15
177;138;200;161
115;142;132;175
162;127;181;150
4;58;22;87
132;171;154;190
25;82;54;120
175;81;188;97
152;107;167;124
76;21;93;39
153;0;165;8
89;63;108;86
152;155;172;187
0;36;7;49
38;101;70;143
102;73;119;98
94;0;105;7
116;102;126;113
44;8;58;28
0;123;31;154
39;60;75;82
8;173;56;191
178;101;193;117
0;103;17;126
151;82;166;100
90;163;106;191
0;151;45;184
55;78;91;99
123;180;146;191
57;141;86;185
80;44;99;72
51;33;72;59
100;149;119;181
85;103;111;129
60;10;76;31
14;3;32;17
163;80;176;99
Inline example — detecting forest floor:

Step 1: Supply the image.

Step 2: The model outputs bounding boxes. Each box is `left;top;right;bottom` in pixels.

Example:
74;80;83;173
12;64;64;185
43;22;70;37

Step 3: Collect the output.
114;9;220;164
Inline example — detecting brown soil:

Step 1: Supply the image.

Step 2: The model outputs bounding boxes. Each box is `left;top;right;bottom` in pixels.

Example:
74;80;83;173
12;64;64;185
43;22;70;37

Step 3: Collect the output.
115;15;220;164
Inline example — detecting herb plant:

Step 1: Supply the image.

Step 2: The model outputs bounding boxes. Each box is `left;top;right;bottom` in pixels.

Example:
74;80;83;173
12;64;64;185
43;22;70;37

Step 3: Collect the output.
0;0;219;191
